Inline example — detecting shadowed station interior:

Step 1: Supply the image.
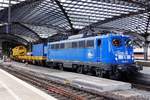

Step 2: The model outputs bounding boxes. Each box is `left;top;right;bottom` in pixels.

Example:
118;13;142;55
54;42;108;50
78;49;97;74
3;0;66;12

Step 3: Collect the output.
0;0;150;100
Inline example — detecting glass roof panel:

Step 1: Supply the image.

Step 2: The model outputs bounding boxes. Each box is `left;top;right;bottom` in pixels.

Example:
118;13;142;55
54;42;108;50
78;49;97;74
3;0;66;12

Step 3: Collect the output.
24;24;57;38
60;0;145;29
100;13;149;35
0;0;26;11
0;0;148;40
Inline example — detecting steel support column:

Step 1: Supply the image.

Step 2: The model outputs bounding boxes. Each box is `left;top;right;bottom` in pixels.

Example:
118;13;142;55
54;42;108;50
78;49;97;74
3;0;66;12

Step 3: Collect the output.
144;12;150;60
17;22;41;40
53;0;74;33
144;42;148;60
6;0;11;34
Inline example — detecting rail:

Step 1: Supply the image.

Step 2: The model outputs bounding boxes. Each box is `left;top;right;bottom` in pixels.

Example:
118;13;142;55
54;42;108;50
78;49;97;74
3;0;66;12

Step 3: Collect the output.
0;65;114;100
0;64;149;100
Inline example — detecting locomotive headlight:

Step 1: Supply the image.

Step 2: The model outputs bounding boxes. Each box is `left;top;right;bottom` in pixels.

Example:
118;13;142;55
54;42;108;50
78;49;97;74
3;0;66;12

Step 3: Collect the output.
131;54;134;60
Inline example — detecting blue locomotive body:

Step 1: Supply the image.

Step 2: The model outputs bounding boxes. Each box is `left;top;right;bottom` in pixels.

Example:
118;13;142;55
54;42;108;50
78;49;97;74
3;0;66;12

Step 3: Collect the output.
47;34;133;64
46;34;141;77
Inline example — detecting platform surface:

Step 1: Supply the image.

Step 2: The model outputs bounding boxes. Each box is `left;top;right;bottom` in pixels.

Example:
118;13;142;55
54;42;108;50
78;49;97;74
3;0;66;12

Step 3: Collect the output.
0;67;57;100
2;61;131;92
135;60;150;74
140;67;150;75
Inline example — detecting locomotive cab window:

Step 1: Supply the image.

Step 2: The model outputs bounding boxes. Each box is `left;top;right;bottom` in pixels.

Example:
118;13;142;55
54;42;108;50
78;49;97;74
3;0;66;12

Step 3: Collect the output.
97;39;101;47
125;39;133;47
86;40;94;48
112;39;121;47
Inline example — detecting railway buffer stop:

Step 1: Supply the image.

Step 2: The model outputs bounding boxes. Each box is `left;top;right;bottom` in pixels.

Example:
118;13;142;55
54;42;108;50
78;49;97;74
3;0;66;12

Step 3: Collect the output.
0;0;149;100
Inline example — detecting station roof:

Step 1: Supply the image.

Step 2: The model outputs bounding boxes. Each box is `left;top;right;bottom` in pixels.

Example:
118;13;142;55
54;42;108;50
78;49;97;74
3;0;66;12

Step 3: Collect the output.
0;0;25;9
0;0;149;44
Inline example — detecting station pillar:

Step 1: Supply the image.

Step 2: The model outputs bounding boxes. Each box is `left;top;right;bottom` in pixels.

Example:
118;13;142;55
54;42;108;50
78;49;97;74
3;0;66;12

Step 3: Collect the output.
0;42;2;59
144;42;148;60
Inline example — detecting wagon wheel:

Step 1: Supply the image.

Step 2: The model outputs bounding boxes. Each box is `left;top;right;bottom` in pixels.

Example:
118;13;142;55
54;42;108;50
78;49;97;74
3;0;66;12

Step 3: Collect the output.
95;69;103;77
77;66;83;74
32;60;35;65
58;63;64;71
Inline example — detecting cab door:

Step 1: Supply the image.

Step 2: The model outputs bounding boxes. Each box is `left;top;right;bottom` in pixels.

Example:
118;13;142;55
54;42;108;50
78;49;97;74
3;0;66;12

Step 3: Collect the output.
96;38;102;62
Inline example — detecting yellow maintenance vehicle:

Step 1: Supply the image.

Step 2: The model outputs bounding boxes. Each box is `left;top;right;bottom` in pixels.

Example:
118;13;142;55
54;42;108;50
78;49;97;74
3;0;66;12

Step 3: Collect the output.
12;46;27;57
11;45;46;65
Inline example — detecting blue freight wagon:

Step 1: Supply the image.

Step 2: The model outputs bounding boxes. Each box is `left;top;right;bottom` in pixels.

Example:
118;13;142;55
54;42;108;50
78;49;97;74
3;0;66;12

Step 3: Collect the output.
32;43;47;56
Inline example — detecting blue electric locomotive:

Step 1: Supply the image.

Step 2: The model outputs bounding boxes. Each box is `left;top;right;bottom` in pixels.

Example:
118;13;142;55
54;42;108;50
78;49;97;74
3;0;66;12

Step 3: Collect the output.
46;34;142;78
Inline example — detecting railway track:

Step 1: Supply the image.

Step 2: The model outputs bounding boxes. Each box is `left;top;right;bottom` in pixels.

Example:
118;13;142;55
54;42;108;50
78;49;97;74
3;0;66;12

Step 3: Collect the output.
132;83;150;91
0;65;115;100
127;72;150;91
0;64;149;100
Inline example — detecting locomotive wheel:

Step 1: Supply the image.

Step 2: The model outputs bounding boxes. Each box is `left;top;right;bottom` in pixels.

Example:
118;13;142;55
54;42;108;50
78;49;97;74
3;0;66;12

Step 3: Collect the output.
31;61;34;64
77;66;83;74
109;71;121;80
58;63;64;71
95;69;103;77
72;64;77;72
